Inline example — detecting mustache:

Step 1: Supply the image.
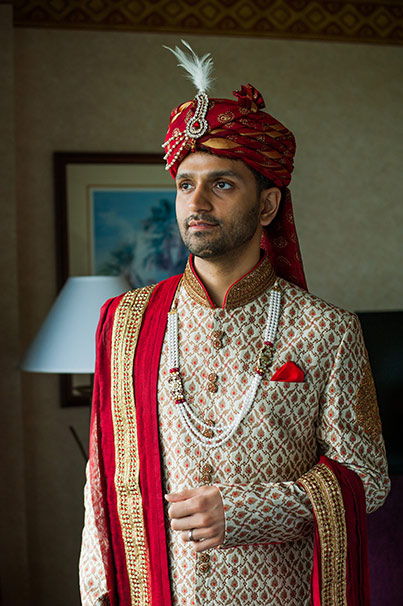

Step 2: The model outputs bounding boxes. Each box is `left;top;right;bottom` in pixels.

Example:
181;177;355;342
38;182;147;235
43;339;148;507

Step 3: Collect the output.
184;213;221;228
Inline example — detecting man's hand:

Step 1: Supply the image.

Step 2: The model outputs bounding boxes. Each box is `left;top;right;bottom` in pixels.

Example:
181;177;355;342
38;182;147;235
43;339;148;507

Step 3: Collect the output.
165;485;225;552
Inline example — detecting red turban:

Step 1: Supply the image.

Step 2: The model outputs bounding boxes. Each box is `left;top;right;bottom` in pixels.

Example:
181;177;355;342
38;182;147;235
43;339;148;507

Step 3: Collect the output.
164;83;307;290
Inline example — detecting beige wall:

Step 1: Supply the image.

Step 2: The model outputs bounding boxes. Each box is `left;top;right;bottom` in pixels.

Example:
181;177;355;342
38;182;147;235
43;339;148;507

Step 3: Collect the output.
0;15;401;605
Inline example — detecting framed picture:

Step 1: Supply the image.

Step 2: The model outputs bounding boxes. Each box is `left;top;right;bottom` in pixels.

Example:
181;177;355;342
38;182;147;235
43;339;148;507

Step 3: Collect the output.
54;152;187;406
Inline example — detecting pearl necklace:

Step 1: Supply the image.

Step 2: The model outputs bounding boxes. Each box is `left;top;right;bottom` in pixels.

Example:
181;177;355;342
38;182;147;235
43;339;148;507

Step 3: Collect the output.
167;282;281;448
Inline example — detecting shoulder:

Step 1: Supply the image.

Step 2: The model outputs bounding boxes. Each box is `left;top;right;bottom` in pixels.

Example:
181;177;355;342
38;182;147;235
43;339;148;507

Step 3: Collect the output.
98;274;183;330
279;278;361;337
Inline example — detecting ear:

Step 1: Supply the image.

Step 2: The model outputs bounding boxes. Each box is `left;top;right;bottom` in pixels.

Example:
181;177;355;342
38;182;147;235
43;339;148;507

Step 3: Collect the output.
259;187;281;227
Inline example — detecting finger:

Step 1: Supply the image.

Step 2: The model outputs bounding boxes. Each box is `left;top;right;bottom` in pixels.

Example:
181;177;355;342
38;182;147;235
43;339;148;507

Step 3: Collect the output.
171;504;219;528
180;526;215;543
165;487;199;502
168;496;204;520
193;536;222;553
168;501;194;520
170;513;201;531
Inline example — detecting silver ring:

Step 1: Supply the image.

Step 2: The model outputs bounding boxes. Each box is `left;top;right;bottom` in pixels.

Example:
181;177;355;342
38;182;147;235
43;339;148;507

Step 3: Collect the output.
188;528;195;542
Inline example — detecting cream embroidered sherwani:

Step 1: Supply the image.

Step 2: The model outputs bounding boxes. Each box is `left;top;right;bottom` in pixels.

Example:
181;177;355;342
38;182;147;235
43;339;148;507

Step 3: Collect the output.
80;256;390;606
157;257;389;605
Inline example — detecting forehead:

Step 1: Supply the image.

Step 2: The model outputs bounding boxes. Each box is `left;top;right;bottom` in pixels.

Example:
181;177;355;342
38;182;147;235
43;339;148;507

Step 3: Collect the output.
176;151;252;180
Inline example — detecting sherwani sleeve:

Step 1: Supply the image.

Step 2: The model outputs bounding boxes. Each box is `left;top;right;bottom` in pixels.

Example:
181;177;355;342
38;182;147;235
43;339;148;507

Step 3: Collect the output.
315;313;390;512
79;300;116;606
79;460;109;606
218;313;390;548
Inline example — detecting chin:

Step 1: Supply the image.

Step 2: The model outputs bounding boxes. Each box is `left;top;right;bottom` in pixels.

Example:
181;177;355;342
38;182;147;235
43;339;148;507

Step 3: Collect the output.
182;235;220;259
192;250;217;259
185;243;217;259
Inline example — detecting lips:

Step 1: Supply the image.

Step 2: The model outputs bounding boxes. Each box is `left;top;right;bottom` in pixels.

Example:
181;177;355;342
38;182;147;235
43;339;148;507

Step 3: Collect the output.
186;215;220;230
188;220;218;229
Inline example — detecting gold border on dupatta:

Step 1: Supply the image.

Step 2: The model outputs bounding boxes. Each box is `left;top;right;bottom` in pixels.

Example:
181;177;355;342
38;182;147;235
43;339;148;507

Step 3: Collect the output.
298;463;348;606
111;286;156;606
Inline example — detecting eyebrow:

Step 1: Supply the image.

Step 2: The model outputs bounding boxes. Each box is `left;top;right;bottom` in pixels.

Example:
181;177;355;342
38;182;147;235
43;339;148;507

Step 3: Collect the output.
175;170;241;181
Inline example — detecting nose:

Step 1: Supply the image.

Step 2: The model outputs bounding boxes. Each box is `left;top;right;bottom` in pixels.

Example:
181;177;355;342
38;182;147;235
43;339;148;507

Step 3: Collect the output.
187;184;213;213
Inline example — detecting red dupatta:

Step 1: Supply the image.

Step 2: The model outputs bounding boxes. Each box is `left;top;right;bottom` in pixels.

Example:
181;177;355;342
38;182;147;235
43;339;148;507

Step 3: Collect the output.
90;275;180;605
299;456;370;606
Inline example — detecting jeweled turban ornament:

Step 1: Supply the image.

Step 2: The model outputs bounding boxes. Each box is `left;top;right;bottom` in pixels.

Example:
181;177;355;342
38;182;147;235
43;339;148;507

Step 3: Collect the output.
162;40;214;170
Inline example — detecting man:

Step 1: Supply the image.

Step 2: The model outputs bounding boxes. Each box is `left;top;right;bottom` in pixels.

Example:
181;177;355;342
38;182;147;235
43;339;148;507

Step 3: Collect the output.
79;43;390;606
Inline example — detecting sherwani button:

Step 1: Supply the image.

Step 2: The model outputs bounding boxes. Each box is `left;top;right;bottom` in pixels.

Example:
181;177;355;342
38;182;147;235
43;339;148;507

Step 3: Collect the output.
202;427;214;438
201;463;213;474
198;562;211;574
200;463;213;483
212;330;223;339
202;419;215;438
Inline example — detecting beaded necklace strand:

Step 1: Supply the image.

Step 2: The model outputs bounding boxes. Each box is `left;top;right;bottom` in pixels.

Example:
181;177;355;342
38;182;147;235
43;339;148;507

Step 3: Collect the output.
167;282;281;448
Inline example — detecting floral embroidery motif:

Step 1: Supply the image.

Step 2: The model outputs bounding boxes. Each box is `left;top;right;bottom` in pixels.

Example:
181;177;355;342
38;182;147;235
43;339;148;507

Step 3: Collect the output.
218;111;235;123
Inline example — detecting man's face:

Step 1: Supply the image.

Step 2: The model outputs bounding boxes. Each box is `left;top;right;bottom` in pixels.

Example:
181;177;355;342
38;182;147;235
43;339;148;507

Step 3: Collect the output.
175;152;263;260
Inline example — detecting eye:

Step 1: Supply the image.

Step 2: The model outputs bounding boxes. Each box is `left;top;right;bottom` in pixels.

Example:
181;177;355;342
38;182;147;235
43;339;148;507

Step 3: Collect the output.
177;181;192;191
216;181;231;190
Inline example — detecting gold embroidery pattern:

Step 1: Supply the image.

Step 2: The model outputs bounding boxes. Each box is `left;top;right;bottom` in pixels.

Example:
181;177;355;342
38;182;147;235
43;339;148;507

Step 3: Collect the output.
298;464;347;606
111;286;156;606
355;358;382;440
183;256;276;309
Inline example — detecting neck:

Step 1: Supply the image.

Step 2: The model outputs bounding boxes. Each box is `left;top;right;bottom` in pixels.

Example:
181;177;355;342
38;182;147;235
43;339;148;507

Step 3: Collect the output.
192;248;261;307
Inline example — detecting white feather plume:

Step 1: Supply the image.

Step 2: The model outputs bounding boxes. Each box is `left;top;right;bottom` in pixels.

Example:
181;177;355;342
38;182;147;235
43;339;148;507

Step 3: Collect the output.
164;40;214;94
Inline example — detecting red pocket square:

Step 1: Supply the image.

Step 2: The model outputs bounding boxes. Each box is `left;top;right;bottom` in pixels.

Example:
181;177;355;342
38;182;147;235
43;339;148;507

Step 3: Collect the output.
270;361;305;382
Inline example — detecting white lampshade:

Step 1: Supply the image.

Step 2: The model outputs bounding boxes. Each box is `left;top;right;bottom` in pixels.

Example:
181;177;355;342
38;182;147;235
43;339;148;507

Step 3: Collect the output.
21;275;130;373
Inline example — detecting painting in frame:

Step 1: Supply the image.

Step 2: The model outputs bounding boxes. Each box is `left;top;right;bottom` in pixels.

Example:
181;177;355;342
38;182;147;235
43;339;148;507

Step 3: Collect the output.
54;152;187;406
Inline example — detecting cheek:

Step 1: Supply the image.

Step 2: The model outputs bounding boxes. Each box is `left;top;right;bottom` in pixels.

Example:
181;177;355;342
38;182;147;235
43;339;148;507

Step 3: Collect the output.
175;195;181;219
175;195;186;226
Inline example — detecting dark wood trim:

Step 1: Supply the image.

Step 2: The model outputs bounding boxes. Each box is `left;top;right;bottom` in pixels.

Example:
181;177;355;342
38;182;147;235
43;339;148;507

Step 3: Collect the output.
53;151;165;406
14;0;403;46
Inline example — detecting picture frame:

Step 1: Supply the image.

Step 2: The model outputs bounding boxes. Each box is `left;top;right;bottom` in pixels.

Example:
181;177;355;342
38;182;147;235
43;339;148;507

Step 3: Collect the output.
54;152;187;406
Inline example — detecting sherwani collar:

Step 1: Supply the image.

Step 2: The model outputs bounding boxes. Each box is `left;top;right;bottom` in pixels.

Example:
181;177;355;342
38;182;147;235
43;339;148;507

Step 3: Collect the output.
182;253;276;309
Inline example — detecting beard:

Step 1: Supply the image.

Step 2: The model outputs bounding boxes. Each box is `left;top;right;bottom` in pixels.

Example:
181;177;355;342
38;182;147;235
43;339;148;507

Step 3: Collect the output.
179;203;261;259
